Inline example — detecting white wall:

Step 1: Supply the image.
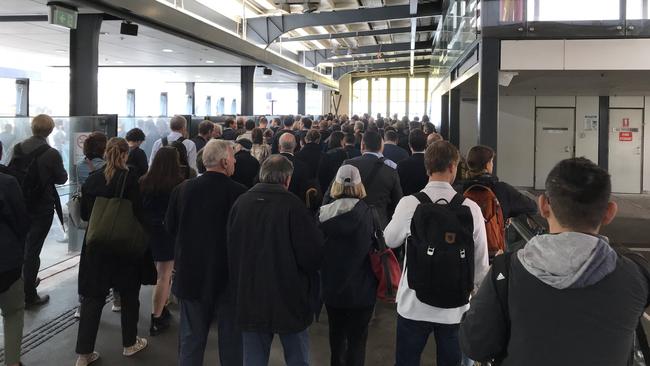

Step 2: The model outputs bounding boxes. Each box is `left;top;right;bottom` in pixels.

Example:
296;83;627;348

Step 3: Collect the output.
644;97;650;192
575;96;599;164
498;96;535;187
459;99;478;156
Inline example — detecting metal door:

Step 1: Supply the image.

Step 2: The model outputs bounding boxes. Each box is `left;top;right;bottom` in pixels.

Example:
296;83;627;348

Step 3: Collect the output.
609;109;643;194
535;108;575;190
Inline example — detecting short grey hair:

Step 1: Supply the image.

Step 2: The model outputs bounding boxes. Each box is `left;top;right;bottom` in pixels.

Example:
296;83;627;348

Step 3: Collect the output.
279;133;296;152
203;139;233;169
259;155;293;184
213;124;222;134
170;115;187;131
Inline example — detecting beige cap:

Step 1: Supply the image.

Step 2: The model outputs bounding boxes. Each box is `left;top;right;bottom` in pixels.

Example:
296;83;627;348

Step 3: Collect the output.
335;164;362;187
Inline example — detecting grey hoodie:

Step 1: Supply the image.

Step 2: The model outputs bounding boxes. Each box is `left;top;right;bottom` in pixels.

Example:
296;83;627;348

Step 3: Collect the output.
518;232;618;289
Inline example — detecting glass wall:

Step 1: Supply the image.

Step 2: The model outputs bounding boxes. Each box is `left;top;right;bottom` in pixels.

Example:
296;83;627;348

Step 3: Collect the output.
195;83;241;116
306;88;323;116
352;78;369;116
254;83;298;115
371;78;388;118
409;77;426;119
527;0;620;21
0;78;17;116
389;78;407;119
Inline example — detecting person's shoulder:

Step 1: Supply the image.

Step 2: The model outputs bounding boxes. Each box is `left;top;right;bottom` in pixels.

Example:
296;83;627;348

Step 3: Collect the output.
0;171;18;186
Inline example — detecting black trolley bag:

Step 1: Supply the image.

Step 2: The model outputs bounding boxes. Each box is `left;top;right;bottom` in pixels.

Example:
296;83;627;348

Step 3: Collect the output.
407;191;475;308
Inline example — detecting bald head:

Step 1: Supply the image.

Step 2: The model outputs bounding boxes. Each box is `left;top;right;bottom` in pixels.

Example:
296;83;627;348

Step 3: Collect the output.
279;132;297;153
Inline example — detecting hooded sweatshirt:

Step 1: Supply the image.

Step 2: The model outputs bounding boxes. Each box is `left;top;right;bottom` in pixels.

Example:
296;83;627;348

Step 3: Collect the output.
319;198;378;308
460;233;649;366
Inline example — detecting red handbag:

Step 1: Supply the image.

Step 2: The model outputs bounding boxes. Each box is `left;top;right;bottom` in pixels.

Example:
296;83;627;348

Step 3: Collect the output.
369;207;402;303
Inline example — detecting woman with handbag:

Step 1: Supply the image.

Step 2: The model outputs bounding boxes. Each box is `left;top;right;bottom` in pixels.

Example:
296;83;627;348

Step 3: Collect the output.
75;138;156;366
139;146;185;336
318;164;378;366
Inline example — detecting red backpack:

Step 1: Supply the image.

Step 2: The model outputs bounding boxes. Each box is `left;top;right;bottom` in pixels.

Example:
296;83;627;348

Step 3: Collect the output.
464;184;505;257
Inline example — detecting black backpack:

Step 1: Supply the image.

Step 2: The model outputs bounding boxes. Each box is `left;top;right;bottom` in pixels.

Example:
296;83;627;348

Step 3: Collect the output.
406;192;475;308
7;144;51;208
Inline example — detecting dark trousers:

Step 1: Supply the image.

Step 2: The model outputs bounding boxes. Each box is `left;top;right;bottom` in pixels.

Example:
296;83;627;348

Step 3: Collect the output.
178;293;242;366
326;305;374;366
242;329;309;366
75;286;140;354
23;212;54;300
395;315;460;366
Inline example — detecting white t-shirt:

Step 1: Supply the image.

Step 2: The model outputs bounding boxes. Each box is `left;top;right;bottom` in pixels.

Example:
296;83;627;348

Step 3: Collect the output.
384;181;489;324
150;131;197;170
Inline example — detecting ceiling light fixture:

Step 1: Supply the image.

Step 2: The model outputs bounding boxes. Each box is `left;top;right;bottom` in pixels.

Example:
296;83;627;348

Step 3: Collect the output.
195;75;201;78
205;60;215;64
55;49;66;53
162;49;174;53
115;60;124;64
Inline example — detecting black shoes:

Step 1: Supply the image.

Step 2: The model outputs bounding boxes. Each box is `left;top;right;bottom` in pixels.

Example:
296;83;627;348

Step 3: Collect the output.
25;294;50;309
149;313;170;336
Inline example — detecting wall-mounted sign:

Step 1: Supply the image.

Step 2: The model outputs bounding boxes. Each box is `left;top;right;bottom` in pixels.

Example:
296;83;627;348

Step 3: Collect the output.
623;118;630;127
619;132;633;142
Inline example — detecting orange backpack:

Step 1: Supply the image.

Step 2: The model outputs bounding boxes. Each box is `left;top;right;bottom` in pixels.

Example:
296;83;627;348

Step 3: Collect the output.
463;184;505;256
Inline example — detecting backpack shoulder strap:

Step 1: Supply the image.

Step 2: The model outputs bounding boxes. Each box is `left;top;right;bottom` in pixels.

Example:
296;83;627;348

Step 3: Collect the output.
413;191;432;204
177;136;186;143
364;157;385;188
449;193;466;210
492;251;514;363
31;144;51;159
162;136;168;146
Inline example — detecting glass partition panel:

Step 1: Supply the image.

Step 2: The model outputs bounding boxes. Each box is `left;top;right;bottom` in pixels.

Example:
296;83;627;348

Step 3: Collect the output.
371;77;388;118
409;77;426;119
195;82;241;116
527;0;620;21
118;117;172;161
627;0;649;19
352;78;369;116
389;77;407;119
306;88;323;116
254;83;298;115
0;78;17;116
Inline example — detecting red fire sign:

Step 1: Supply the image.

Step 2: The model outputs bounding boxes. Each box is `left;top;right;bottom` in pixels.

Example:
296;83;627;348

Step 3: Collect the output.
619;132;633;141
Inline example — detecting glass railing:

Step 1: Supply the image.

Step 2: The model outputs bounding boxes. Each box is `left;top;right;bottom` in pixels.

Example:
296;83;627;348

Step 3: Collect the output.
431;0;480;75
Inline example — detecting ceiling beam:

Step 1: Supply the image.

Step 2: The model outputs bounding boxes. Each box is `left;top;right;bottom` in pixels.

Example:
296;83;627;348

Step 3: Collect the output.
409;0;418;75
327;51;432;64
299;40;432;67
278;24;436;42
333;59;431;79
0;15;49;22
247;2;443;46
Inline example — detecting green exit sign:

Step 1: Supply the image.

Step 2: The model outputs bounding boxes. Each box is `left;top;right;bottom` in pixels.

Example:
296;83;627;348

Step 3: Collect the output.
48;5;78;29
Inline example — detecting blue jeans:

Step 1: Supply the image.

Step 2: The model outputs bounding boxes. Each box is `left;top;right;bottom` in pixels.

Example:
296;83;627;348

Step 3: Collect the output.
178;293;242;366
242;329;310;366
395;315;461;366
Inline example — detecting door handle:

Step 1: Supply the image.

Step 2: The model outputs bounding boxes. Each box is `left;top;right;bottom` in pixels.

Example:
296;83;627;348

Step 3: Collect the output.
636;147;642;155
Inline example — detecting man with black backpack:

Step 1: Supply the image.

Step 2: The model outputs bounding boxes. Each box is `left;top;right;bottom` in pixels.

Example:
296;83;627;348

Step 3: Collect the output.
460;158;650;366
8;114;68;308
384;140;489;366
150;115;197;171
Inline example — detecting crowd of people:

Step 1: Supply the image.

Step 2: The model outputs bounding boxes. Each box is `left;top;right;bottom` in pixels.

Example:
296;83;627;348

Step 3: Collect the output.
0;112;648;366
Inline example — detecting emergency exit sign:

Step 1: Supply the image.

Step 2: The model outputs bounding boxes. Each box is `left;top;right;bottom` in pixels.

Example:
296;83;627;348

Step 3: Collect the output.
48;5;78;29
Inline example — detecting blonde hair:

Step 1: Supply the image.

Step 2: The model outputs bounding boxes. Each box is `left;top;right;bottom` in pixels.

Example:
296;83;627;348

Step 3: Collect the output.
330;181;367;200
31;114;55;138
104;137;129;184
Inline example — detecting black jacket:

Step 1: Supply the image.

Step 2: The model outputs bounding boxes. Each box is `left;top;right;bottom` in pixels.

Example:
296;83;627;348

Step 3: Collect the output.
319;199;377;308
127;146;148;180
318;148;349;193
343;145;361;159
397;152;428;196
166;172;247;300
191;136;208;152
383;143;409;164
0;172;30;292
227;183;324;333
79;168;156;297
461;174;537;219
460;254;649;366
296;142;326;181
11;136;68;215
232;150;260;188
342;154;403;228
281;152;310;203
222;128;237;141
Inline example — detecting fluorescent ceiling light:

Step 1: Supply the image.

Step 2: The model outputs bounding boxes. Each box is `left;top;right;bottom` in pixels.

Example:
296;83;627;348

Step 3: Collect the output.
115;60;125;64
195;75;201;78
205;60;215;63
162;48;174;53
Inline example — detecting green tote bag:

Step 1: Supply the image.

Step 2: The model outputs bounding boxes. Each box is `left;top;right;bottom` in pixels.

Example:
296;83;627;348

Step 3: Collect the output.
86;171;148;257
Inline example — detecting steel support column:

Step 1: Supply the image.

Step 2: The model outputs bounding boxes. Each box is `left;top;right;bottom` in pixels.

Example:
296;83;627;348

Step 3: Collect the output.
241;66;255;115
478;38;500;153
449;88;461;148
70;14;102;116
598;96;610;170
441;93;450;140
15;79;29;117
298;82;306;115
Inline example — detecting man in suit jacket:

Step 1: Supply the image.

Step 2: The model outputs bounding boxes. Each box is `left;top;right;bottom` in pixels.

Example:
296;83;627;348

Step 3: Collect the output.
232;139;260;188
342;133;361;158
341;131;403;228
296;130;325;181
383;129;409;164
166;140;247;366
221;118;237;141
397;129;429;196
279;133;310;204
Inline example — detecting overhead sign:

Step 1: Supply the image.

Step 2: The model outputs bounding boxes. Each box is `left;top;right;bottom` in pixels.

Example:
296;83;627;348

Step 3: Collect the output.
48;5;78;29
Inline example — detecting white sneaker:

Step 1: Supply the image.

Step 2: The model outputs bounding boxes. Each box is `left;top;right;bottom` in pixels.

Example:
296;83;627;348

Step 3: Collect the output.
75;351;100;366
123;337;148;357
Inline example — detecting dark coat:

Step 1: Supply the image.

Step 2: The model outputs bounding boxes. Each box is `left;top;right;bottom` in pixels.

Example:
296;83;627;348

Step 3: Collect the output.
127;146;148;180
227;183;324;333
319;199;377;308
397;152;428;196
342;154;403;228
343;145;361;159
281;152;310;203
191;136;208;153
79;168;157;297
222;128;237;141
11;136;68;215
295;142;326;180
0;172;29;290
166;172;247;300
461;174;537;219
383;143;409;164
142;190;175;261
318;148;349;193
460;254;649;366
232;150;260;188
